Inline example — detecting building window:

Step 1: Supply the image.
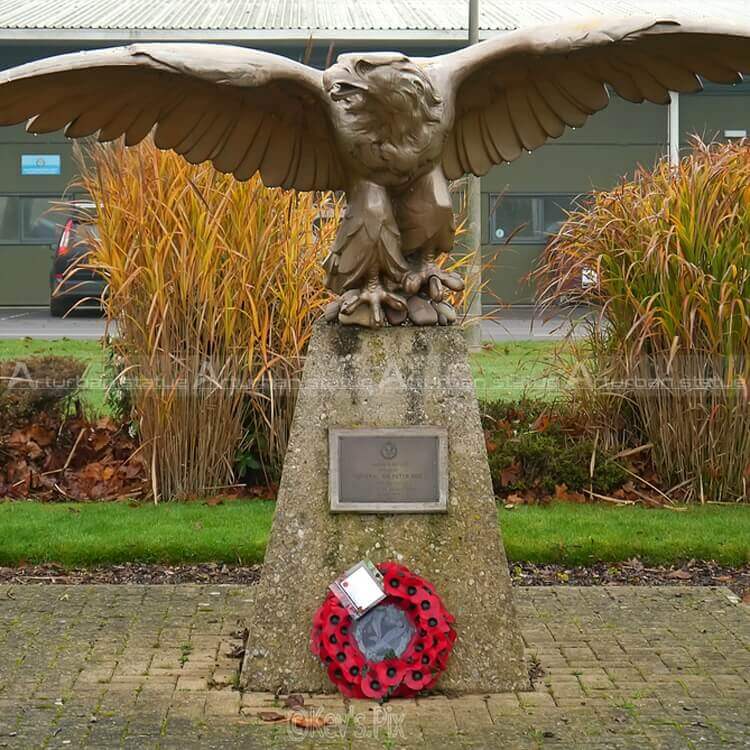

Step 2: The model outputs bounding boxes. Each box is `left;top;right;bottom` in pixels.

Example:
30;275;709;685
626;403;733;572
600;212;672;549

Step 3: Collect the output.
0;195;68;244
489;194;580;244
0;196;19;243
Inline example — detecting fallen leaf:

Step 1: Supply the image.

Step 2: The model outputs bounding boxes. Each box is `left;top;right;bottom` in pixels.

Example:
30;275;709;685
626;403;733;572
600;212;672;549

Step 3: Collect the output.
742;591;750;605
204;496;224;506
484;431;498;454
500;461;521;487
668;569;692;580
532;413;551;433
257;711;287;723
96;416;117;431
28;424;55;447
496;419;512;435
91;430;110;452
289;714;331;730
554;483;569;500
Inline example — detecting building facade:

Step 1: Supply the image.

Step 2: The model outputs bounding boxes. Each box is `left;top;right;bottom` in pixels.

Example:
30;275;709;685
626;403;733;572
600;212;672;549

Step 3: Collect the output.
0;0;747;307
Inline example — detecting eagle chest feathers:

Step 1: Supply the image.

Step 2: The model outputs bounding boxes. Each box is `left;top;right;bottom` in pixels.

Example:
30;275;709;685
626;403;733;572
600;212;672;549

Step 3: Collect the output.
324;55;449;187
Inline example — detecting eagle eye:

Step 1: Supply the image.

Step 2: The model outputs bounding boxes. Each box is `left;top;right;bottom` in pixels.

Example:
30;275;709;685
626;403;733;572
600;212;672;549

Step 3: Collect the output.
355;60;375;77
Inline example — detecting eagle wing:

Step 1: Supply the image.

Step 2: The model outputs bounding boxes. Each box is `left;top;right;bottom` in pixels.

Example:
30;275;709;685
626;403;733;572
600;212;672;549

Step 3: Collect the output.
425;16;750;179
0;44;344;190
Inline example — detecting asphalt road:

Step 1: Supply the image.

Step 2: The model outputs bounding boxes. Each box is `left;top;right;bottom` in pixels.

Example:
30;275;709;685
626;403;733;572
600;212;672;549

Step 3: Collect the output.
0;306;587;341
0;306;113;339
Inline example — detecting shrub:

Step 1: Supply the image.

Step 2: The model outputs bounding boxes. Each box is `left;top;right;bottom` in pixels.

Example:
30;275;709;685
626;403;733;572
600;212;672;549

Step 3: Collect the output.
0;356;85;428
537;138;750;502
76;138;340;500
481;399;628;498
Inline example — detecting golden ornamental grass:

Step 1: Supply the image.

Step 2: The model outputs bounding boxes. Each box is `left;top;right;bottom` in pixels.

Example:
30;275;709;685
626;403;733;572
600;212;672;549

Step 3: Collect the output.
537;138;750;501
76;138;339;500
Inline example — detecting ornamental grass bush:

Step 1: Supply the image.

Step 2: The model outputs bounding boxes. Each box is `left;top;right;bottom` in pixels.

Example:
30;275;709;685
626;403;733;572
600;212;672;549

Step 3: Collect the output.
76;138;340;500
537;138;750;502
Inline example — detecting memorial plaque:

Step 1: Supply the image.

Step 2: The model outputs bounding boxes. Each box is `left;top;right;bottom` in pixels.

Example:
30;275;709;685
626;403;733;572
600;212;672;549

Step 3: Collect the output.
329;427;448;513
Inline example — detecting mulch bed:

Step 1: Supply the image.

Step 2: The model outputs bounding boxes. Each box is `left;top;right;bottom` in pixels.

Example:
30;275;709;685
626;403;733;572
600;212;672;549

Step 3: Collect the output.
512;560;750;599
0;562;261;585
1;560;747;599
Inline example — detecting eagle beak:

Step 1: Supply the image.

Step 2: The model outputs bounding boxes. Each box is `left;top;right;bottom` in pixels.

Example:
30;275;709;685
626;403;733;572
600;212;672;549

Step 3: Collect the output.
329;80;369;101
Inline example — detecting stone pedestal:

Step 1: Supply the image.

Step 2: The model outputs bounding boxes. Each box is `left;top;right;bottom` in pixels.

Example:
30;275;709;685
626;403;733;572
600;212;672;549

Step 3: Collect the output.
241;322;527;693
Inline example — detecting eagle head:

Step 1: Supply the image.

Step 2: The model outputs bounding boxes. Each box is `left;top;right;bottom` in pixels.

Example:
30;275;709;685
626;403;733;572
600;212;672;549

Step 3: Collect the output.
323;52;442;123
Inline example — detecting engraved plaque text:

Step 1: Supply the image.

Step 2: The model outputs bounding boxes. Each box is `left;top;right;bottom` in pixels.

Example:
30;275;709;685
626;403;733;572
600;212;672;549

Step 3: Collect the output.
329;427;448;513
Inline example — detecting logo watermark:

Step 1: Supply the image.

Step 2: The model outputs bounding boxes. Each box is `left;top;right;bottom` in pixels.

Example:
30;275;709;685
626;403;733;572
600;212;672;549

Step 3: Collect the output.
286;704;406;741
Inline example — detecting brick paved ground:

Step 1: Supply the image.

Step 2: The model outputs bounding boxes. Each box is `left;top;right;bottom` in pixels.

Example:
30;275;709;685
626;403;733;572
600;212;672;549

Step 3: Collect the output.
0;585;747;748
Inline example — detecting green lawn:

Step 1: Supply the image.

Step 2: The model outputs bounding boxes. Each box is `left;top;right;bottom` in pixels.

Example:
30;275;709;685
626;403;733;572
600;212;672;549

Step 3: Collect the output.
0;337;563;416
0;338;104;364
1;500;747;568
470;341;562;400
0;500;272;567
501;504;750;566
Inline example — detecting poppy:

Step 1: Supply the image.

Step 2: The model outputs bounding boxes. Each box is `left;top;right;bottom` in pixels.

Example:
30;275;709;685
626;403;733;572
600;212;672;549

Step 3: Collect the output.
372;658;407;688
361;671;390;700
403;666;434;691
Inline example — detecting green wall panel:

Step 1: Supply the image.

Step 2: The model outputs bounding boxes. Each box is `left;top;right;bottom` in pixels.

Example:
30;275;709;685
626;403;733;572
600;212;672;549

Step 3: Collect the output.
680;90;750;145
0;124;74;306
481;144;667;304
0;244;51;305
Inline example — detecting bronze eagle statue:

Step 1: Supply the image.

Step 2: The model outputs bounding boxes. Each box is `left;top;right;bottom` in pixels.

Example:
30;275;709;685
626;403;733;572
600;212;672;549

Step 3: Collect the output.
2;15;750;327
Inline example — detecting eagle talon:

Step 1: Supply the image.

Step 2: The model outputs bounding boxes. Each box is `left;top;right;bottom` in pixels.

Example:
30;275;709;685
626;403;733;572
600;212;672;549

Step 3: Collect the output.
403;264;465;302
338;284;406;328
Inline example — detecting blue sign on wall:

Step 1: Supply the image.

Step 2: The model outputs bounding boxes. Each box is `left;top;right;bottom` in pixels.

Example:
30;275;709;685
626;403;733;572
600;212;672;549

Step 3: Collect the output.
21;154;61;176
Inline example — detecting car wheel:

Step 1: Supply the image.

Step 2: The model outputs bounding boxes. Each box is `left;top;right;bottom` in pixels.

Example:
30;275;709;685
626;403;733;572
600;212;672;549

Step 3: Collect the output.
50;296;69;317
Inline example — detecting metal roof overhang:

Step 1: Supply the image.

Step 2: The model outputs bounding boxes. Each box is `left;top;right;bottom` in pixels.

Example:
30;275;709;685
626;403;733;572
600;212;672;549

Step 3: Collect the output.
0;28;508;43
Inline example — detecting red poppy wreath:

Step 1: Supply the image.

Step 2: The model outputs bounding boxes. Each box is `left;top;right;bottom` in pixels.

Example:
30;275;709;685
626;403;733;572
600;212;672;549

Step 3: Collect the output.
311;561;456;700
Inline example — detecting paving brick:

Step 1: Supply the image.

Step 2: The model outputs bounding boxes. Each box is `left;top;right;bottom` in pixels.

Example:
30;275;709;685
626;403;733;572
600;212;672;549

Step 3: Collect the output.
485;692;521;718
518;691;556;708
579;673;616;691
176;676;208;691
205;690;241;716
549;680;586;699
451;695;493;731
0;584;748;749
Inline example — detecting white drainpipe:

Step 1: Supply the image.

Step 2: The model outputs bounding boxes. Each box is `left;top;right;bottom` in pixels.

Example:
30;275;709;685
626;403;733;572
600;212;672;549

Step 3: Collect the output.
669;91;680;166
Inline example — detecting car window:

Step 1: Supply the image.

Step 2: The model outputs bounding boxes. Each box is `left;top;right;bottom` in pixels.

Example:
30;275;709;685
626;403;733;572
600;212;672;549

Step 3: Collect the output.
22;198;69;243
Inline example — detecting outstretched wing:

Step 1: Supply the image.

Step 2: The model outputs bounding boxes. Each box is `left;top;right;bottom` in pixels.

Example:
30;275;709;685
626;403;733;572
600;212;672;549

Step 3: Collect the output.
426;17;750;179
0;44;344;190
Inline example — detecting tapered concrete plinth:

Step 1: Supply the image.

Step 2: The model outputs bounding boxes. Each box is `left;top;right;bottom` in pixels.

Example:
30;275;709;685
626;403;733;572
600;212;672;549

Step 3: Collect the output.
241;322;528;693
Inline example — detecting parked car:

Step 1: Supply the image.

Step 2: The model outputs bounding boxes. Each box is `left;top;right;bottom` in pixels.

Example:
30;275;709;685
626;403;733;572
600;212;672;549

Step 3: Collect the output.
50;201;105;317
537;219;597;306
